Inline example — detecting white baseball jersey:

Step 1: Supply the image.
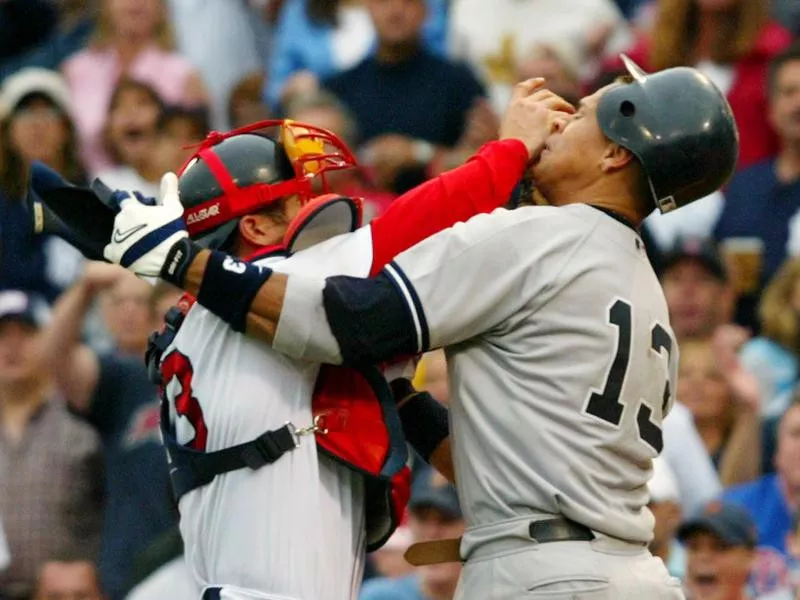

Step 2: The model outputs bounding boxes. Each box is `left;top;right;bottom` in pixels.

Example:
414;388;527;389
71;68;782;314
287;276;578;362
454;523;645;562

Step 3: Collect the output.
276;203;679;545
163;227;377;600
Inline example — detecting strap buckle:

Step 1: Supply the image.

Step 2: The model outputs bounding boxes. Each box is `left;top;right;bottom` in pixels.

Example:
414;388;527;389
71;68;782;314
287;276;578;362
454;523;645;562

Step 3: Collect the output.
287;415;329;446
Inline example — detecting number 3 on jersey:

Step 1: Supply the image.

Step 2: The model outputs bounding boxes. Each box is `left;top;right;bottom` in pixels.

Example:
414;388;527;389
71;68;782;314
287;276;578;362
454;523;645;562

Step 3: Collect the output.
161;350;208;451
584;299;673;453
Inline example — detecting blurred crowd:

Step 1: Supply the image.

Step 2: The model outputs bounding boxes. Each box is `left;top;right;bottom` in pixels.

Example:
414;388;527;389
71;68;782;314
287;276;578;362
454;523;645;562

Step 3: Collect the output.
1;0;800;599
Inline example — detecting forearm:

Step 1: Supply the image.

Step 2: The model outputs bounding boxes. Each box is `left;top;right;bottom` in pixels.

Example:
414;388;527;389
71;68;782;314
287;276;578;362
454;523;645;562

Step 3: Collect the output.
369;139;529;272
42;280;96;364
718;408;762;486
176;245;288;344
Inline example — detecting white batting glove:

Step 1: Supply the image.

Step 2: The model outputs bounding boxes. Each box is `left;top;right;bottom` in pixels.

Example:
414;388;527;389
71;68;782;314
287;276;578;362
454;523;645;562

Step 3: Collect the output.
103;173;188;277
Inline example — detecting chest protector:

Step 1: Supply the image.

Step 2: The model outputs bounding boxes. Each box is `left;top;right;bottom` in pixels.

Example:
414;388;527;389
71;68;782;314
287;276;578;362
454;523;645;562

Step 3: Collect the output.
147;195;411;551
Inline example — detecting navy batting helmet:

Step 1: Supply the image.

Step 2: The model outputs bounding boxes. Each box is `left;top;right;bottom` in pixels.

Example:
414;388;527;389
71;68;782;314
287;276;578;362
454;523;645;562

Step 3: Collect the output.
597;55;740;214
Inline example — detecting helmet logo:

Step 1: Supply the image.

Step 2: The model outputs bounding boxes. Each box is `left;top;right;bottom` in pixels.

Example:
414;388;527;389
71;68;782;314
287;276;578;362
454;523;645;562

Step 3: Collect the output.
186;203;221;225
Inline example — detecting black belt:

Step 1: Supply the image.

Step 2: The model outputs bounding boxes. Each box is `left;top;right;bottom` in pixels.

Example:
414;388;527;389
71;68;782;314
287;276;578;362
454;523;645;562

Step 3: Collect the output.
529;517;596;543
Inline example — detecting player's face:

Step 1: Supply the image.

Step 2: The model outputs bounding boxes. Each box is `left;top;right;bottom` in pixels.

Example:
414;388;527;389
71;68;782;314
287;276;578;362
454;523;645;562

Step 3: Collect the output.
769;60;800;145
685;532;753;600
529;86;617;200
661;260;728;339
0;320;42;386
677;340;732;425
775;405;800;489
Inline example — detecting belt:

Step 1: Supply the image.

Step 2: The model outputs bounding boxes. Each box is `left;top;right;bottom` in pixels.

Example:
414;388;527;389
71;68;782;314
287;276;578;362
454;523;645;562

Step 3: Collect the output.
405;517;595;566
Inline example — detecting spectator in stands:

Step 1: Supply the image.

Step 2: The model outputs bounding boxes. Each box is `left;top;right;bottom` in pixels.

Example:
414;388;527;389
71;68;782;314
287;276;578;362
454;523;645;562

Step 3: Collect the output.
515;42;582;106
266;0;448;112
678;502;760;600
63;0;208;175
0;68;85;302
324;0;486;193
606;0;793;171
648;457;686;579
166;0;263;130
283;89;396;219
723;396;800;563
0;0;100;82
32;558;105;600
94;78;165;197
678;335;762;486
449;0;632;113
0;0;59;64
658;237;736;341
41;264;181;600
739;258;800;421
367;524;414;581
360;468;464;600
713;44;800;332
154;105;210;174
0;290;104;600
228;72;272;130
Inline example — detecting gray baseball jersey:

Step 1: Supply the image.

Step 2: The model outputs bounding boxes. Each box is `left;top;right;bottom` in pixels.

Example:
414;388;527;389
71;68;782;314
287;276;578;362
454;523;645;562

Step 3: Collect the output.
276;203;678;545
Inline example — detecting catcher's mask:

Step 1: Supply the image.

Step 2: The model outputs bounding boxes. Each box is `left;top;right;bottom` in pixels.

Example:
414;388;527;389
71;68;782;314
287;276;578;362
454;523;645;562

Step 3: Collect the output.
176;119;359;250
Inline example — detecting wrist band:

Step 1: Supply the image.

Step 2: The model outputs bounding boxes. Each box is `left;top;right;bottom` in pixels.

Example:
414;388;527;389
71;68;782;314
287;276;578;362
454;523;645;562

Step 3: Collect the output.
195;251;274;333
398;392;449;462
160;237;201;287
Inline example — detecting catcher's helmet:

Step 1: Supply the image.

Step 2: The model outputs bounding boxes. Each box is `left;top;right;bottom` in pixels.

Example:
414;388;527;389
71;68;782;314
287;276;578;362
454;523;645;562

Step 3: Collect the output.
597;55;739;214
176;119;358;249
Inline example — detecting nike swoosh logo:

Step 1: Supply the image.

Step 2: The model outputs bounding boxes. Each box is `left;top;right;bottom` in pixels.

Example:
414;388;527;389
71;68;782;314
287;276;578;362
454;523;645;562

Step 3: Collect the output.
112;223;147;243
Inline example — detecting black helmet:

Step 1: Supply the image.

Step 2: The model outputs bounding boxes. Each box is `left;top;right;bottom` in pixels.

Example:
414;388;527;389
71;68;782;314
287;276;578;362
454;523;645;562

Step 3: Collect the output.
176;120;358;249
597;55;739;213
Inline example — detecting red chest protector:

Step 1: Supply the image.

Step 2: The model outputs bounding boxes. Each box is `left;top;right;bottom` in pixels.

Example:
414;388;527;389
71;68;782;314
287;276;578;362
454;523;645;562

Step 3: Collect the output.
155;195;411;552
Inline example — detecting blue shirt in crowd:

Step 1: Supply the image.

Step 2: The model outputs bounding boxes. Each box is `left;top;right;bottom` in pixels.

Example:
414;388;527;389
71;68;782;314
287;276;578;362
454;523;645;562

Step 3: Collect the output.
88;353;177;600
324;49;485;147
360;574;425;600
722;473;794;556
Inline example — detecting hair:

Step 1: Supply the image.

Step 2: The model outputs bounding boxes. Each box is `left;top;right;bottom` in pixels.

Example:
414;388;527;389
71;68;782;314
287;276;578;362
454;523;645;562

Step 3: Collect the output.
103;77;165;164
283;89;359;148
767;41;800;99
0;95;86;199
91;0;175;50
227;71;269;128
305;0;341;26
759;257;800;353
158;105;211;139
649;0;769;70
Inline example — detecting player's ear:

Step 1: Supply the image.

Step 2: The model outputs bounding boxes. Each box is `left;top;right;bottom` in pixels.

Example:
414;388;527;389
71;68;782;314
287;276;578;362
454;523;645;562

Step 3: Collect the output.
599;143;635;173
238;213;277;247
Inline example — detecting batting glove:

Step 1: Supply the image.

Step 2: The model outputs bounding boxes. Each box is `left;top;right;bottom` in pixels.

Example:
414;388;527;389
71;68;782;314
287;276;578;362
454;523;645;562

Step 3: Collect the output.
103;173;188;277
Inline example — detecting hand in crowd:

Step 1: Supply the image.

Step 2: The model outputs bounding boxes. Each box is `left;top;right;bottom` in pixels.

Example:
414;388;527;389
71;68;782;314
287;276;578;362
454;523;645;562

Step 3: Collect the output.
457;98;500;153
360;134;419;188
712;324;761;414
499;78;575;161
584;22;616;58
80;261;128;295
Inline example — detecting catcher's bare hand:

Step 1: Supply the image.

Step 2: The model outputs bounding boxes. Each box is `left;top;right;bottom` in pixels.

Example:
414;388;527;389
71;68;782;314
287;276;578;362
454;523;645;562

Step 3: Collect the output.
499;78;575;160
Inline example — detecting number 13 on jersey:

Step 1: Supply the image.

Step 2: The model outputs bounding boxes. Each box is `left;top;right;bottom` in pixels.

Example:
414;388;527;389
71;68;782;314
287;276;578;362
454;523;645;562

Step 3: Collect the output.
583;298;674;453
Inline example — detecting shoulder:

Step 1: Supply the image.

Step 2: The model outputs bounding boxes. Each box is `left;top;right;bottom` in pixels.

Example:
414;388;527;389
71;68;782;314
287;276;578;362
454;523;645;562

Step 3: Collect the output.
62;47;103;76
50;401;101;449
722;473;777;504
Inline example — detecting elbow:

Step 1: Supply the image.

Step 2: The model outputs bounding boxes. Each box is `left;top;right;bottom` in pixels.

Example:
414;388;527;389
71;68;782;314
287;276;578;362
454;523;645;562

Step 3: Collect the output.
322;272;421;366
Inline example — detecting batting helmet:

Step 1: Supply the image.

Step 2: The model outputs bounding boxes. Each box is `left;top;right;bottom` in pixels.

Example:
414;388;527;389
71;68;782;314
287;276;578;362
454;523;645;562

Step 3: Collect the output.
176;119;358;249
597;55;739;214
